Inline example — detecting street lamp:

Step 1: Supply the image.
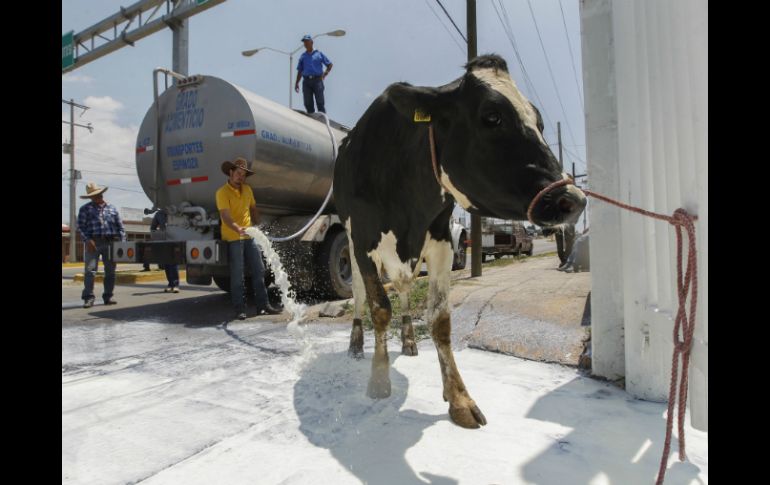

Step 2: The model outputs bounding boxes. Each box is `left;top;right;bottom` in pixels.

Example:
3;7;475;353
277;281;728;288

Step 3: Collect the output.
242;29;346;109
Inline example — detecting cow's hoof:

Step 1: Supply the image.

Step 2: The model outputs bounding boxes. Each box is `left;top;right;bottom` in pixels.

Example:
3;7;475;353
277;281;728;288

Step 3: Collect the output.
449;403;488;429
348;347;364;359
367;378;391;399
402;341;418;356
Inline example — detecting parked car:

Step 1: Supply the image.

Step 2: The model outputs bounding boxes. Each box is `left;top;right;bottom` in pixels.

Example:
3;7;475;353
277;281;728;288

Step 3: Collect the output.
524;224;538;237
481;220;533;259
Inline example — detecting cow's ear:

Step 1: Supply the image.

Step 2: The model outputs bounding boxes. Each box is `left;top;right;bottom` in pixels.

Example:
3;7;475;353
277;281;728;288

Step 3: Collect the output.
385;82;453;123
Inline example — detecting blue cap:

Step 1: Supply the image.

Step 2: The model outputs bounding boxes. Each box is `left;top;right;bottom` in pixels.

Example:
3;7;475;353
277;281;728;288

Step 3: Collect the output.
301;34;312;42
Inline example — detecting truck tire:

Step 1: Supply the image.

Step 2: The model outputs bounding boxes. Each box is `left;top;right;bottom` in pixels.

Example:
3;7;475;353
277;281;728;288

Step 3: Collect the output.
214;276;272;304
316;229;353;299
212;276;257;294
213;275;230;292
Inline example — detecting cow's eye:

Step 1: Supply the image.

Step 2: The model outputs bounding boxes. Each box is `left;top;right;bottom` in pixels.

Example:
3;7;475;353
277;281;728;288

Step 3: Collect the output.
483;112;501;127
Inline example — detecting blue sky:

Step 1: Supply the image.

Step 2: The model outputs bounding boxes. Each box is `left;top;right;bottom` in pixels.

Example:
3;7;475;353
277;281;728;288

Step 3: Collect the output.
62;0;588;225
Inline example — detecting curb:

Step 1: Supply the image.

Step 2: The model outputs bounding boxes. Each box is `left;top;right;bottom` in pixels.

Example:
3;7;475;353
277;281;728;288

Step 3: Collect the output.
73;270;187;284
63;262;146;269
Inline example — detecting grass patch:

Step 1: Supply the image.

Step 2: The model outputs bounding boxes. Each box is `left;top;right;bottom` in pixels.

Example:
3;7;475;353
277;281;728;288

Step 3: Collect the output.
484;254;525;268
482;250;558;268
344;278;432;341
531;250;558;259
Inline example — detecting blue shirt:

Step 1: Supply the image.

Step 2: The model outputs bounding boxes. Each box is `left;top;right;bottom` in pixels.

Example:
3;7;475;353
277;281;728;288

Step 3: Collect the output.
297;50;332;77
77;201;126;241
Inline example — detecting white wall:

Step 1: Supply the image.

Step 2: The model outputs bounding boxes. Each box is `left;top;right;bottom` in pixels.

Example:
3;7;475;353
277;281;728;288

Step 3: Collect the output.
580;0;625;382
581;0;707;431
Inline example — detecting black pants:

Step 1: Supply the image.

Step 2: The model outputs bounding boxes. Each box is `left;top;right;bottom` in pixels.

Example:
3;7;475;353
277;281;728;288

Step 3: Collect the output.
302;77;325;113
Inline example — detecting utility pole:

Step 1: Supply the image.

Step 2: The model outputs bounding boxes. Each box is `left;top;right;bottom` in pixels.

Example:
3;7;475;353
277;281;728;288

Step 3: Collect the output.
468;0;482;278
171;14;189;83
62;99;92;263
69;100;75;263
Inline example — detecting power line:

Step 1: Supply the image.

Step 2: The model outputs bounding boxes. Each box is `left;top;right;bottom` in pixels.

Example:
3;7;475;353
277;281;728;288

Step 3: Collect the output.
558;0;584;109
109;186;146;194
73;155;134;170
71;148;136;168
562;145;587;165
494;2;536;96
423;0;466;55
525;0;579;147
75;180;145;194
79;169;138;176
499;0;558;139
491;0;556;139
434;0;467;43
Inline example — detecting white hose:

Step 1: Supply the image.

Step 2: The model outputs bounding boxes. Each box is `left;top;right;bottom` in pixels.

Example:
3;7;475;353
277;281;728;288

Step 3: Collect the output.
265;112;338;242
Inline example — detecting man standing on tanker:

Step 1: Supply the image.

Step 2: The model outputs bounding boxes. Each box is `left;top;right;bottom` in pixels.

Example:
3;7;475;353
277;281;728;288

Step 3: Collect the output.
294;34;333;114
216;158;282;320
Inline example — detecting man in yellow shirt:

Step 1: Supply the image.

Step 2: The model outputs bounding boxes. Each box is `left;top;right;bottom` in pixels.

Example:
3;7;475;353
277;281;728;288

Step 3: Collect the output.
216;158;282;319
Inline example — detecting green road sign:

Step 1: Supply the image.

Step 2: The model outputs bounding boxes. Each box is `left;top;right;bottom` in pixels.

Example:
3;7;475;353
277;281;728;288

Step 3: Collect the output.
62;31;74;71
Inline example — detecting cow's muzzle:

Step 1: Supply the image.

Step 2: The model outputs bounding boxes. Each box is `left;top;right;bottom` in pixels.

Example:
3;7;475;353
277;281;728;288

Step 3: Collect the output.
528;181;587;226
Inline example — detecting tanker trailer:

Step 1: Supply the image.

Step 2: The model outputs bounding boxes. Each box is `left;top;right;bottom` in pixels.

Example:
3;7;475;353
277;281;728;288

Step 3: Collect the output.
112;70;353;299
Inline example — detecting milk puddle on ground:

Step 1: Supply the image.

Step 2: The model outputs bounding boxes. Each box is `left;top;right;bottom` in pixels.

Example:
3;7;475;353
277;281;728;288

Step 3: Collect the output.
244;227;312;353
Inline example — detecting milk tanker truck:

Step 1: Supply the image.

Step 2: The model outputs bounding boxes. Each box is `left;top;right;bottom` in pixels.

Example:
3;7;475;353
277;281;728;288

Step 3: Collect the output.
112;69;468;300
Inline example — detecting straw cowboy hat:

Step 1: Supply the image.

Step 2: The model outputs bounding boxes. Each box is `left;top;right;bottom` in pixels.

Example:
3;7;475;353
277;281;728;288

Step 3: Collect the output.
221;157;255;176
80;182;108;199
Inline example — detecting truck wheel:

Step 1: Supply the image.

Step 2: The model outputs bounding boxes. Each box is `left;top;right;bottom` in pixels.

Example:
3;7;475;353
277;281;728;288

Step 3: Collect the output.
214;273;274;299
213;275;230;292
316;229;353;299
452;237;467;270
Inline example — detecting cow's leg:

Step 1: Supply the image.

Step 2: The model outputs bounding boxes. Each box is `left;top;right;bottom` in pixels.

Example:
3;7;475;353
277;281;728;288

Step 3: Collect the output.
425;239;487;428
346;230;366;359
399;290;418;356
355;254;392;399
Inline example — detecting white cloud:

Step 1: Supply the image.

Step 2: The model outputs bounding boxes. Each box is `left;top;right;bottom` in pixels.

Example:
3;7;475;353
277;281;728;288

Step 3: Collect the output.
62;95;149;223
83;96;124;118
62;74;94;84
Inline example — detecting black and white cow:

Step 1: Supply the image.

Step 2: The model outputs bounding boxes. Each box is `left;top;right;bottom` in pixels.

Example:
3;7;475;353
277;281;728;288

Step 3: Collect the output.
333;54;586;429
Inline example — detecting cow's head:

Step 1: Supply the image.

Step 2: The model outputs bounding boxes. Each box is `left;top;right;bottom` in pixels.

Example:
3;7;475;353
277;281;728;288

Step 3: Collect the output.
386;54;585;226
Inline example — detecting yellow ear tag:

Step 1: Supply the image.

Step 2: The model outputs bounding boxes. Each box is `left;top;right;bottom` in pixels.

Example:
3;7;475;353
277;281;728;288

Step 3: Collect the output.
414;109;432;123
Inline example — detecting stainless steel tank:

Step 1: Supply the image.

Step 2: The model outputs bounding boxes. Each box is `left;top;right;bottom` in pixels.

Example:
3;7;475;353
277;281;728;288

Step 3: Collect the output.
135;75;347;216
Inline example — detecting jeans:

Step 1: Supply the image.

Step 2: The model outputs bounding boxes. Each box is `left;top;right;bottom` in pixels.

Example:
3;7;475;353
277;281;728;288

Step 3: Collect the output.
302;77;325;113
165;264;179;288
228;239;269;311
82;240;116;301
556;223;576;265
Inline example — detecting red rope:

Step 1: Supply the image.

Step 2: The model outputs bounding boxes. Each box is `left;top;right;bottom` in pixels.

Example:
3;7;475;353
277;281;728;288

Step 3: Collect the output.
429;124;453;195
527;179;699;485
